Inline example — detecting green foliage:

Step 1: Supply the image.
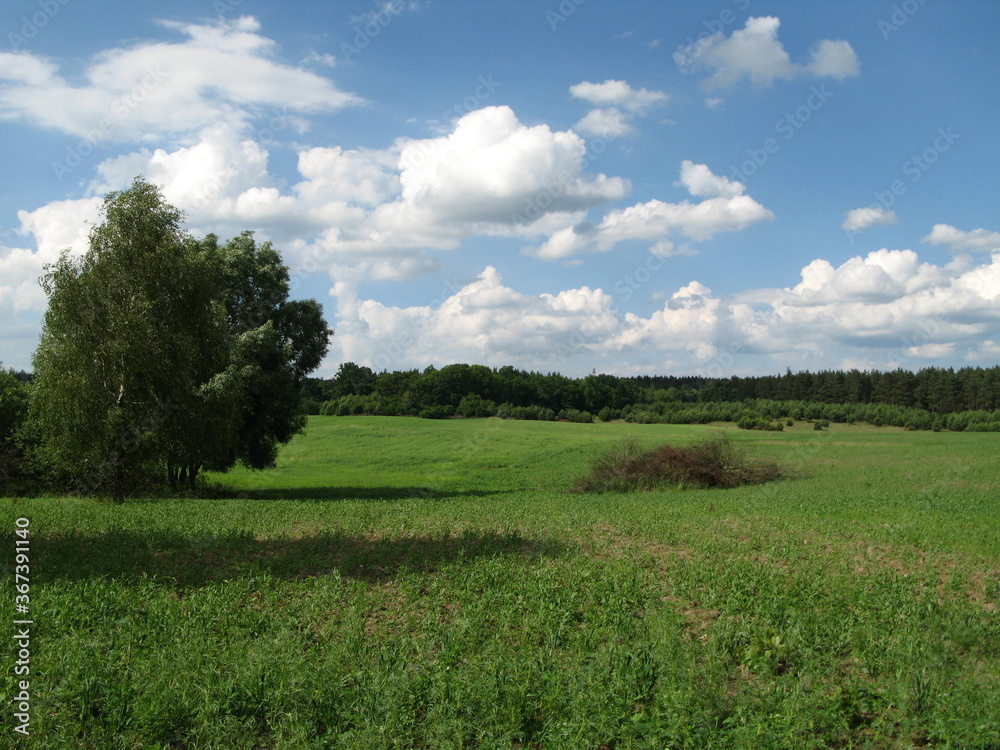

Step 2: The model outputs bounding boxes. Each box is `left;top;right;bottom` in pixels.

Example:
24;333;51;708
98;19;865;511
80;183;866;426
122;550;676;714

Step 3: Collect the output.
740;626;789;674
0;367;30;489
597;406;623;422
557;407;594;423
330;362;376;398
456;393;497;418
419;404;455;419
315;364;1000;432
29;178;331;495
31;178;221;496
737;415;784;431
496;403;556;421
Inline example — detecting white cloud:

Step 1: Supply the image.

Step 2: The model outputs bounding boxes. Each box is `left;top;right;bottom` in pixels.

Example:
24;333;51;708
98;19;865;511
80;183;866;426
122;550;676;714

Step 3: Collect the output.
675;16;860;91
323;248;1000;376
573;108;634;137
904;343;955;359
393;106;626;227
842;207;898;231
0;197;103;363
966;340;1000;362
677;160;745;199
0;244;48;313
296;145;401;207
787;249;943;304
334;266;623;370
569;79;668;114
0;16;360;142
922;224;1000;253
302;51;338;67
569;80;667;139
807;39;862;80
529;162;772;260
56;106;629;278
16;197;103;260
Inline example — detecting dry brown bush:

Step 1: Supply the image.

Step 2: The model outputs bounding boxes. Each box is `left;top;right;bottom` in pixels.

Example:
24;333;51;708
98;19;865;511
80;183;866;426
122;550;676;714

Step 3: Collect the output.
572;434;782;493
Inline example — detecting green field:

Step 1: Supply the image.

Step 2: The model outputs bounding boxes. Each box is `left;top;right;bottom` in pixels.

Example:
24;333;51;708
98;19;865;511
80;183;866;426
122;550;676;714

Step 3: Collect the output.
2;416;999;748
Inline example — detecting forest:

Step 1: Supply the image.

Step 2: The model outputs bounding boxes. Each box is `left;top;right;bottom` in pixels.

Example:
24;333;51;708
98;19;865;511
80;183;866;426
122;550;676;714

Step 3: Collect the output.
302;362;1000;432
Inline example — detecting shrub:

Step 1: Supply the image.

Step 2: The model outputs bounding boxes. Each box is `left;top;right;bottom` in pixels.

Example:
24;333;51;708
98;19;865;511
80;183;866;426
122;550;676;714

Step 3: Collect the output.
496;403;556;421
572;433;782;493
298;397;322;415
623;408;662;425
320;394;370;416
966;420;1000;432
597;406;623;422
558;408;594;423
457;394;497;418
513;405;556;421
738;416;783;431
419;405;455;419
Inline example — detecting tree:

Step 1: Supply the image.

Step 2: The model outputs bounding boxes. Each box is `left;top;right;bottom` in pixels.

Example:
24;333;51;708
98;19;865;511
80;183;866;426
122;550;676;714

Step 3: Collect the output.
30;178;331;495
331;362;377;398
0;367;30;490
189;231;332;476
31;179;223;496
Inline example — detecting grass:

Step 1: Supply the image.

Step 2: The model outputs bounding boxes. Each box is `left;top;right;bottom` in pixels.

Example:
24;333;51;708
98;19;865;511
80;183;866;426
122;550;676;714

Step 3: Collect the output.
1;416;999;748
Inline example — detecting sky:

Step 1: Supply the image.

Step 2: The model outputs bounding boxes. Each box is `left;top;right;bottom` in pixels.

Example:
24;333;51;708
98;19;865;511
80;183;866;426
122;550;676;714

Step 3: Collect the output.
1;0;999;379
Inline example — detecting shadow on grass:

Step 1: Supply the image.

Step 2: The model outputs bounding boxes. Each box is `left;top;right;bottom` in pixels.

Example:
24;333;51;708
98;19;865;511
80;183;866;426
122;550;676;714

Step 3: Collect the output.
218;486;510;502
32;527;565;588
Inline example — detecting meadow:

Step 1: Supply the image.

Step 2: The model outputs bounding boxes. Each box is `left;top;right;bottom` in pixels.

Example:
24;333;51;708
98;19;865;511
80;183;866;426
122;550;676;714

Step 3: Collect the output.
2;416;999;749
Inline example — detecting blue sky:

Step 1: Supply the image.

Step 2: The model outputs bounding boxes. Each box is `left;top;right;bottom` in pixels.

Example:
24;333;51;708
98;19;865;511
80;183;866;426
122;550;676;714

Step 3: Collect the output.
2;0;999;378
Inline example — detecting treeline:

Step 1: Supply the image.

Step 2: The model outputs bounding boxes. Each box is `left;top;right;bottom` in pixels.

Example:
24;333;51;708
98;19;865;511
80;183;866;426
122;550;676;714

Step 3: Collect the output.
302;362;1000;432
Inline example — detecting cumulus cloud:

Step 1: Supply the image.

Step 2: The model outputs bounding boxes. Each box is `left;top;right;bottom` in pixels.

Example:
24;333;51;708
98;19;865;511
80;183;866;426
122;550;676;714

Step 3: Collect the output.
529;162;772;260
0;16;360;142
325;249;1000;376
842;206;898;231
570;79;667;138
573;107;634;137
569;79;668;113
786;249;943;305
0;197;104;365
393;106;626;226
0;100;638;349
0;244;48;314
807;39;862;80
334;266;623;371
675;16;860;91
0;196;103;338
16;197;103;260
922;224;1000;253
31;106;628;281
677;160;745;199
